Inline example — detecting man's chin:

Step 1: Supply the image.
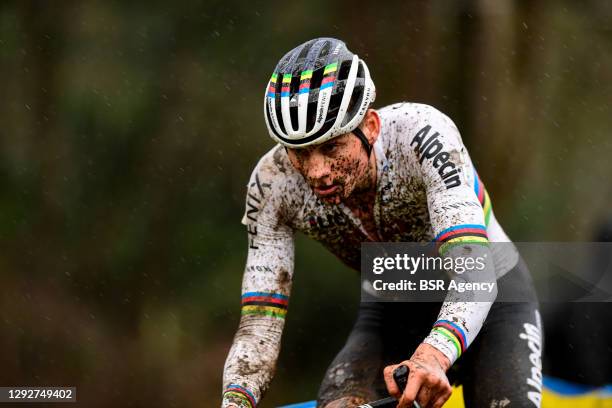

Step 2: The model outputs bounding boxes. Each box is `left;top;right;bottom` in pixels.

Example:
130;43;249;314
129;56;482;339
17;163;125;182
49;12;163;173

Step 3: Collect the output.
317;192;343;205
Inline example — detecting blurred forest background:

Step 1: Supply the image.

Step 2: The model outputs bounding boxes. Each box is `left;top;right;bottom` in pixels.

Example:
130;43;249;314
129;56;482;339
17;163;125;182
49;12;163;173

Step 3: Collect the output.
0;0;610;407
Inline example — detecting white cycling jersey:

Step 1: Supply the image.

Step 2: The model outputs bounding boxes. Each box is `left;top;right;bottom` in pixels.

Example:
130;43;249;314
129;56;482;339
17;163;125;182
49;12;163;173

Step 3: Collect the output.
222;102;518;408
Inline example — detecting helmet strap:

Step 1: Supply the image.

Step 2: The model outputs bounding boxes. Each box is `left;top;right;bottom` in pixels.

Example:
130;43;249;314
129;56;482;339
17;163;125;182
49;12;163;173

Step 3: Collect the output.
352;127;373;158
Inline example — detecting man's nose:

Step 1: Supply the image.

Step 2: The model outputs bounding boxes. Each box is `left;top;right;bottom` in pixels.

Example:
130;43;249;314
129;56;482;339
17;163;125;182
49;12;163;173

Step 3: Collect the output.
303;153;330;180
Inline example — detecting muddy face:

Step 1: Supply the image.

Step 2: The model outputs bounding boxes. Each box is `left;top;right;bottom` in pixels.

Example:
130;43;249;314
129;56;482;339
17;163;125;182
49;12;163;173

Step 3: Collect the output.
285;109;381;206
286;132;370;205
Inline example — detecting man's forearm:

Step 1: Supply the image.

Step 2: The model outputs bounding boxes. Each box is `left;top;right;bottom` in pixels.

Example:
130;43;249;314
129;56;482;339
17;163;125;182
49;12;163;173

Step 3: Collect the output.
423;243;498;365
222;314;285;407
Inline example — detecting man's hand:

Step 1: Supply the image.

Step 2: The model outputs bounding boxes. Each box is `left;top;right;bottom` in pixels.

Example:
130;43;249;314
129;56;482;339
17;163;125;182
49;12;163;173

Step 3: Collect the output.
383;343;452;408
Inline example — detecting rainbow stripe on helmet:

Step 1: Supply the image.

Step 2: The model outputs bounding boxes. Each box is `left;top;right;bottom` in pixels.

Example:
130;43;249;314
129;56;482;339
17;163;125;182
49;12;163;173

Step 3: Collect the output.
267;73;278;98
320;62;338;90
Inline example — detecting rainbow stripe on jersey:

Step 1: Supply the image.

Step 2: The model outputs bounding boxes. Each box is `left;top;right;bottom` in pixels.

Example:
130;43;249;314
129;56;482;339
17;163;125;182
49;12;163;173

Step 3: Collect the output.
224;384;256;408
435;224;489;255
474;169;492;226
241;292;289;320
432;320;468;358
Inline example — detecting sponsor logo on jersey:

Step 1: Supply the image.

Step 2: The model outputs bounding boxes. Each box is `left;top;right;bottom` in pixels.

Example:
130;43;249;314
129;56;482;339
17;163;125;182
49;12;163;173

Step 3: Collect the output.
519;310;543;407
410;125;462;189
245;174;268;250
246;265;273;273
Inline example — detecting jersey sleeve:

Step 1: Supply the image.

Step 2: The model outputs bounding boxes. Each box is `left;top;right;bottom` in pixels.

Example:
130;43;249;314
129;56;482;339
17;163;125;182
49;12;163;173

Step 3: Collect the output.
221;157;295;408
401;105;498;365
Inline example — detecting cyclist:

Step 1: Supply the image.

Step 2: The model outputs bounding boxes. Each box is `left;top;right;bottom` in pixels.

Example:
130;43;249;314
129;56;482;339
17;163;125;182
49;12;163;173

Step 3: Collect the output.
222;38;542;408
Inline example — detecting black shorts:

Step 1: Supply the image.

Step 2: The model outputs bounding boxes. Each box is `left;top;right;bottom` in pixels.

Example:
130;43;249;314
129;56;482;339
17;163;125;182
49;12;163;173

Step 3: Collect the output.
317;258;544;407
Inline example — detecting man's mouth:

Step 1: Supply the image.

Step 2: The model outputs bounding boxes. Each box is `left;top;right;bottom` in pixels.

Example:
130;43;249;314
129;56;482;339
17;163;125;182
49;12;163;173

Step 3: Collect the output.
314;184;340;197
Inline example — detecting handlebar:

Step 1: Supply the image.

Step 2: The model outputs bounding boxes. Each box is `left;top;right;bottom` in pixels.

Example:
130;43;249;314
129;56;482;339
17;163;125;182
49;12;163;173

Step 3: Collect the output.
357;365;419;408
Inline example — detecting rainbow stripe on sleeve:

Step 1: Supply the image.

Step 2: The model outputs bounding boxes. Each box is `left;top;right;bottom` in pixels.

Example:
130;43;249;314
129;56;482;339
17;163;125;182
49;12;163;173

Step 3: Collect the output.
224;384;257;408
473;169;492;226
241;292;289;320
432;320;468;358
435;224;489;255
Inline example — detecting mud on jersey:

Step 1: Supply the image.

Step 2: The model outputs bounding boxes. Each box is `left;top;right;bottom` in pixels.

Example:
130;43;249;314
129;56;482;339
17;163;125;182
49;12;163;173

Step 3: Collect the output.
222;103;519;408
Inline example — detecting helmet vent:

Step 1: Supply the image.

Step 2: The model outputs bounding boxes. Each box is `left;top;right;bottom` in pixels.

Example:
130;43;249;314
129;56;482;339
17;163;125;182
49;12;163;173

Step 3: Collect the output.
289;104;299;127
317;41;331;69
273;96;287;135
338;60;352;81
309;66;325;94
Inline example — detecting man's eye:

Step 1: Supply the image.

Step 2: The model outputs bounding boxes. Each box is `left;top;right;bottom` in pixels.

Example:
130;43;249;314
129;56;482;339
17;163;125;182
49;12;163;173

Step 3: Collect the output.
322;143;338;154
294;149;308;159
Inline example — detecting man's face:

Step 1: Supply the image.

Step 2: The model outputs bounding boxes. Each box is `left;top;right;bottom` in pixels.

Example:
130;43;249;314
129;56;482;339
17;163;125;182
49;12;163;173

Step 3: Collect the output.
286;132;369;205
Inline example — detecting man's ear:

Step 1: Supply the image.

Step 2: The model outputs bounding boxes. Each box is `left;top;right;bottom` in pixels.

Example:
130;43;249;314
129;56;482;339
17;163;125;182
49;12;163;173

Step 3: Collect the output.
362;109;381;144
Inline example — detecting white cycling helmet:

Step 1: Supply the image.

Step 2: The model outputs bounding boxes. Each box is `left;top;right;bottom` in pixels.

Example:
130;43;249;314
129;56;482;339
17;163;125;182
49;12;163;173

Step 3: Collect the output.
264;38;376;150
